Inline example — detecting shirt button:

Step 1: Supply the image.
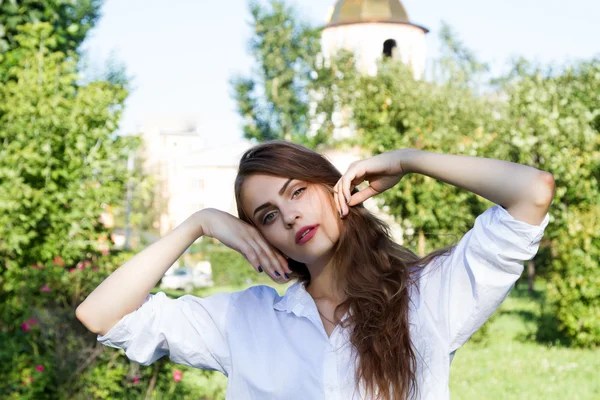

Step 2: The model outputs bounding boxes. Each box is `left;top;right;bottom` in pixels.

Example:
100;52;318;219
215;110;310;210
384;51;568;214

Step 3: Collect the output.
328;386;335;392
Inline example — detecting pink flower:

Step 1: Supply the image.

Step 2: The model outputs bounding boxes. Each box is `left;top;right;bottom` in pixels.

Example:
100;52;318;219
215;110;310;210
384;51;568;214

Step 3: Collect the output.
40;285;51;292
31;264;43;270
101;249;109;256
76;262;85;270
21;318;38;332
69;268;76;273
92;267;99;272
35;365;44;372
173;369;183;383
133;377;140;385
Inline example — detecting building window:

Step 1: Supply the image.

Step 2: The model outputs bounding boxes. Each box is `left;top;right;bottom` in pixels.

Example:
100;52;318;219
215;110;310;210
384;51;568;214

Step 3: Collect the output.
383;39;397;58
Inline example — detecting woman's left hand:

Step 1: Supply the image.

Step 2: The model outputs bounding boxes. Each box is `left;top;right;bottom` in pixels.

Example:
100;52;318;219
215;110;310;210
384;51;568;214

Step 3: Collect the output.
333;149;412;217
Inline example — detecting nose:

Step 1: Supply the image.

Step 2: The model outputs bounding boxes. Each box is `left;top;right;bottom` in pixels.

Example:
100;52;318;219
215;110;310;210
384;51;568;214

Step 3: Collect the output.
282;207;300;228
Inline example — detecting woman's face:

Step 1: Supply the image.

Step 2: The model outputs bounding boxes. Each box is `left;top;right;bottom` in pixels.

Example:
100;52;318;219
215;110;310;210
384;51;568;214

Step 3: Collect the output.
241;174;341;265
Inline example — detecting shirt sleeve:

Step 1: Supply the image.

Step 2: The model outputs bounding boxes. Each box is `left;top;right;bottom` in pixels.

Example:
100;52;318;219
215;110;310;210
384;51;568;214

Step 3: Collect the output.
97;291;231;375
418;205;550;352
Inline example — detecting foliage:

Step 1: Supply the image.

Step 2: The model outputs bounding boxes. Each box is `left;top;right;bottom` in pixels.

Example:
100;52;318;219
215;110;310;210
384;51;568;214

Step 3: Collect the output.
189;241;271;287
231;0;352;148
110;140;164;238
0;23;129;270
0;23;174;398
434;22;490;87
1;249;135;399
500;59;600;346
0;0;101;79
344;59;501;255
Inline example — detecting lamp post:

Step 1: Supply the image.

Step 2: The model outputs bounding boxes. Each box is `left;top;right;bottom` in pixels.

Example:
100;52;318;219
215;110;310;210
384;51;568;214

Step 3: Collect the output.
124;150;135;250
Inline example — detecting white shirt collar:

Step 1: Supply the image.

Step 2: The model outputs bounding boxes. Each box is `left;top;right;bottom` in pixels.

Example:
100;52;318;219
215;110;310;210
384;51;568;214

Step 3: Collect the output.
274;281;351;323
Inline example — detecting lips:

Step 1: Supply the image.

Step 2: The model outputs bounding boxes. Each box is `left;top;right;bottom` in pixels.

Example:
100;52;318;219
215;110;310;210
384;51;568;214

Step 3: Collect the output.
295;225;318;244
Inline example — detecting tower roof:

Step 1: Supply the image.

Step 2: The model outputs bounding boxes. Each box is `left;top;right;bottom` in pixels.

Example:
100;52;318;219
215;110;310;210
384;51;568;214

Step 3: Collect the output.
327;0;426;31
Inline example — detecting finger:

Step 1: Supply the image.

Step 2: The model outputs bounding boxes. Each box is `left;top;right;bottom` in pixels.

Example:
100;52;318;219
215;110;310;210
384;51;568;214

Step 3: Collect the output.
251;240;288;282
335;181;344;217
344;165;365;209
337;180;346;217
276;252;292;275
349;185;378;206
240;244;262;273
340;173;355;216
333;181;342;217
247;239;278;278
255;238;290;279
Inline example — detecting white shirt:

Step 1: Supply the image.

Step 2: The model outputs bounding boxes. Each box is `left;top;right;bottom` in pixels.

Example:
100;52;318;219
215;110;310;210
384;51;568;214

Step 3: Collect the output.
98;205;550;399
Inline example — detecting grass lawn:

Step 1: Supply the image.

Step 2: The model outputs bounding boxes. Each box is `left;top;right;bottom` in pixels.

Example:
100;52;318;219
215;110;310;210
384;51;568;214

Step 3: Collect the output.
449;282;600;400
153;280;599;399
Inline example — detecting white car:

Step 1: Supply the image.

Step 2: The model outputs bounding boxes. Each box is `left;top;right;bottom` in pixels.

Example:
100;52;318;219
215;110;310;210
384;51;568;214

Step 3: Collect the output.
159;267;214;291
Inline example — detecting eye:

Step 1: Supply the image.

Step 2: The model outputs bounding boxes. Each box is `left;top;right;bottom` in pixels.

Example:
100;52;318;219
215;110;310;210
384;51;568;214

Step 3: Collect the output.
262;212;276;224
261;187;307;225
292;187;306;198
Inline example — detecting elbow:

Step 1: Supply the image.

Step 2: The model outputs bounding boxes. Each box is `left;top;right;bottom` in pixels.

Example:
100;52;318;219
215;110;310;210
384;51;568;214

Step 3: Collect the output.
75;304;105;335
75;304;95;333
534;172;555;208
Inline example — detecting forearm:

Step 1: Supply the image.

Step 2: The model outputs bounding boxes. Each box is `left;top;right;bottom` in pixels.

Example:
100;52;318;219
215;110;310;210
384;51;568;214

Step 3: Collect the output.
76;211;205;336
398;149;554;223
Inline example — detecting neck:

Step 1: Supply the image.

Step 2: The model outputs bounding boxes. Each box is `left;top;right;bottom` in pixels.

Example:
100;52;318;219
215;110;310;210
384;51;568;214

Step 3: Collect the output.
305;255;345;303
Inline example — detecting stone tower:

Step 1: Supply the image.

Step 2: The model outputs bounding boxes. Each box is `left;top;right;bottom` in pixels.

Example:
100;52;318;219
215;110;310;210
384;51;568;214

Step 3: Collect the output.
321;0;428;78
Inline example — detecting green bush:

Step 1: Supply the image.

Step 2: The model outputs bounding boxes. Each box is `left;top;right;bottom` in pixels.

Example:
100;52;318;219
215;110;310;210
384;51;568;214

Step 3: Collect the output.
503;60;600;347
546;205;600;347
207;246;258;287
0;24;204;399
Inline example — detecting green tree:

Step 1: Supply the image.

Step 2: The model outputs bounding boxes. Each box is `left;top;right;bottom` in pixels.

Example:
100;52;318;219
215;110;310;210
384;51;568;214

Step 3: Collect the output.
500;59;600;346
0;23;130;268
111;138;164;240
231;0;343;148
346;60;500;255
0;0;100;54
433;22;490;88
0;23;131;398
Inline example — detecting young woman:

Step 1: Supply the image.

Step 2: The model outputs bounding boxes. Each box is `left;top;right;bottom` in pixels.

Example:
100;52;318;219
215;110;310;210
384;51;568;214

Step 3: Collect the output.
77;141;554;399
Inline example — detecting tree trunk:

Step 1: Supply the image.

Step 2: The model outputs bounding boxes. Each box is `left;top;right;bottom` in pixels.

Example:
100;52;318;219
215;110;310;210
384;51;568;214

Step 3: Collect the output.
527;259;535;296
144;358;166;400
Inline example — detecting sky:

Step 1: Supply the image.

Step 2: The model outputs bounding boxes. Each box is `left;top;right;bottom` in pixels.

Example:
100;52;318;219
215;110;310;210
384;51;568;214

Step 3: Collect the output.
82;0;599;146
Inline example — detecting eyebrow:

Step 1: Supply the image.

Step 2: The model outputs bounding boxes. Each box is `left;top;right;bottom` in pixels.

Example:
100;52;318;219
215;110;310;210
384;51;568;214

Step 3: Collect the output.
253;178;294;218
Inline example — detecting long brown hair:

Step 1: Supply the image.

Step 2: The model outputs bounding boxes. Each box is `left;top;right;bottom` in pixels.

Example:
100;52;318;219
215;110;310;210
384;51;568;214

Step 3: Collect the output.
234;140;456;400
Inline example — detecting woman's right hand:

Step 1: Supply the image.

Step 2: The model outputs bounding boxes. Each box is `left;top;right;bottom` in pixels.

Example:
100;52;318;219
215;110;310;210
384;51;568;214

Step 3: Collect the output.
196;208;292;282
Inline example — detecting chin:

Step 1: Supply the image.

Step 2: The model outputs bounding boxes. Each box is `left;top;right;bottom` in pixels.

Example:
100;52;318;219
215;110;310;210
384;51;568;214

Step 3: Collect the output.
293;240;336;265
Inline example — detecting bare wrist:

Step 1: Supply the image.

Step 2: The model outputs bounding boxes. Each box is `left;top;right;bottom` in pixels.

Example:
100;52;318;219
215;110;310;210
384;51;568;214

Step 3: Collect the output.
397;148;422;175
186;210;206;238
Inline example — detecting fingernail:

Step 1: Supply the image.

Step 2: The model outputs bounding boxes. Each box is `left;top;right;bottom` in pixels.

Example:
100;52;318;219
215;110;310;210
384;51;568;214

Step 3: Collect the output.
258;266;263;273
274;271;281;277
284;273;290;279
